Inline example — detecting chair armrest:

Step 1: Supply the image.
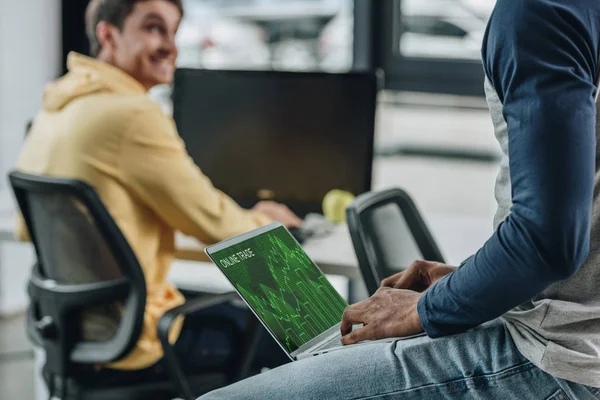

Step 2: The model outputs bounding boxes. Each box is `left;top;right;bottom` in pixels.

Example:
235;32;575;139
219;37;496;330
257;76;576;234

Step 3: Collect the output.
157;292;238;400
159;292;238;330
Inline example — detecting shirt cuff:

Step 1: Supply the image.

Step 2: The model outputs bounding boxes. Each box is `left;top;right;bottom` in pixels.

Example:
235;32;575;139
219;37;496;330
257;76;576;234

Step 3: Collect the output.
417;289;444;338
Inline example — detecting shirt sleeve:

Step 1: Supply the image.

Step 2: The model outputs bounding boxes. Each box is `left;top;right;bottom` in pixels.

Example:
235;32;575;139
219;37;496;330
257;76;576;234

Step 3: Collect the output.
418;0;599;337
119;108;272;244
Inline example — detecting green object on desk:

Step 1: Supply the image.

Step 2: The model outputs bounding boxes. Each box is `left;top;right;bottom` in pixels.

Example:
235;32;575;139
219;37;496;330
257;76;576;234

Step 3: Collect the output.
322;189;355;223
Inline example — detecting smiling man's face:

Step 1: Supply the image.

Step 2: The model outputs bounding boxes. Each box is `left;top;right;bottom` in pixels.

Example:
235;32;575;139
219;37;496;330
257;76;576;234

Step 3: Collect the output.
99;0;181;89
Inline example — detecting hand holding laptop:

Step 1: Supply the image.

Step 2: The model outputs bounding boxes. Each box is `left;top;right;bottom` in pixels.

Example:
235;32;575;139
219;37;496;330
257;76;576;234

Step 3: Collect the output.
340;287;424;345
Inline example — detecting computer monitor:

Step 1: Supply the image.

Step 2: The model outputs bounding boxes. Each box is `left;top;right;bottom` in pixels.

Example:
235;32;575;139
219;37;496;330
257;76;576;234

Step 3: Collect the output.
172;68;377;216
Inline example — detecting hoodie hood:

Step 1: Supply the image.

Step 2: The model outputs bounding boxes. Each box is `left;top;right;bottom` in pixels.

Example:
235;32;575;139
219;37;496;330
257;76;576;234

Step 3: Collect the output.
42;52;147;112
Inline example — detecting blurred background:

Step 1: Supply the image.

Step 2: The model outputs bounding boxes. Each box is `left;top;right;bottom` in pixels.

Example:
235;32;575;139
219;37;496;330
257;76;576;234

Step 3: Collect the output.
63;0;501;223
165;0;491;73
0;0;501;398
1;0;502;217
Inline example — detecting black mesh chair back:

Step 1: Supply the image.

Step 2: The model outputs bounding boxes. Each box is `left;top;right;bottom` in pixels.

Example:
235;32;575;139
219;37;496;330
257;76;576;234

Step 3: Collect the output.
28;190;123;284
9;171;146;397
346;188;445;295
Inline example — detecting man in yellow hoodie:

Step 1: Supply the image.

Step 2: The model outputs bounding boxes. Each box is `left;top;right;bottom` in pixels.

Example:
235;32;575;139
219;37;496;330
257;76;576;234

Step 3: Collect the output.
15;0;301;383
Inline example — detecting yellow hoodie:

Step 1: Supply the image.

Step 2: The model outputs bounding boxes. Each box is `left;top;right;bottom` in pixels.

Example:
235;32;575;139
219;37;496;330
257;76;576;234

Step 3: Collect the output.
15;52;271;370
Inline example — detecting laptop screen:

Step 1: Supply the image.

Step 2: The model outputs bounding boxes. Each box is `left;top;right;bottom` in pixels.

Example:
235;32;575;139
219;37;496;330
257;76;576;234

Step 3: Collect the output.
210;225;348;353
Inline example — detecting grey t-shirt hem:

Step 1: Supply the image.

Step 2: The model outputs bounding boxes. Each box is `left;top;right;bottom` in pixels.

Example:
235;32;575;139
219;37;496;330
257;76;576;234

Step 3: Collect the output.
503;318;600;388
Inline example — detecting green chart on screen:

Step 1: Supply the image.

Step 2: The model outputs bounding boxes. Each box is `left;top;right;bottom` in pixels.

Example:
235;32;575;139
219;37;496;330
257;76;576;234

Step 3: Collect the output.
212;226;348;353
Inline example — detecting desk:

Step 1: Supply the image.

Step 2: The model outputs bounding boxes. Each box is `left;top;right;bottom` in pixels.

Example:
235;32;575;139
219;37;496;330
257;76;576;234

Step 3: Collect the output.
170;225;360;297
169;215;493;295
0;212;362;297
0;210;493;299
0;211;491;271
0;212;359;278
172;215;492;275
0;210;15;241
175;223;361;280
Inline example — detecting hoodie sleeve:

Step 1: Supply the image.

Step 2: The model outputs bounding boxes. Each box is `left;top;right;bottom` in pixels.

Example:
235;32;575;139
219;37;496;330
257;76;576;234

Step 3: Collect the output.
118;109;272;244
15;214;30;242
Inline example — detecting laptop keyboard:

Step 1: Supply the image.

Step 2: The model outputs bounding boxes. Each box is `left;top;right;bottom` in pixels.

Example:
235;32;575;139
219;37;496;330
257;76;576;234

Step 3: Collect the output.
314;324;364;353
316;334;343;351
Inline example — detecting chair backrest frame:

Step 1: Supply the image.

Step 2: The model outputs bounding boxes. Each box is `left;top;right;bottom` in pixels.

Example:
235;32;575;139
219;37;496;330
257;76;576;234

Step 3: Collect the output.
346;188;445;295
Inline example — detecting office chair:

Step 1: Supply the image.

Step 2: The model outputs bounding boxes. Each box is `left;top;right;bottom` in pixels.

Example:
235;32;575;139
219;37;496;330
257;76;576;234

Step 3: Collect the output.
346;188;445;295
9;171;260;400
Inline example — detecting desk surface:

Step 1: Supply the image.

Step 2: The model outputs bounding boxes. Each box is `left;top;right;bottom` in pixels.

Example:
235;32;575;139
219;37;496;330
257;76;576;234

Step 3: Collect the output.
0;210;493;291
0;211;358;272
175;223;361;280
0;211;15;241
0;211;491;265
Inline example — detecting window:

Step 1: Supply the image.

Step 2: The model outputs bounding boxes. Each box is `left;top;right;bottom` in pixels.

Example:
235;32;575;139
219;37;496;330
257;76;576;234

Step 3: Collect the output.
404;17;468;38
368;0;495;96
177;0;354;72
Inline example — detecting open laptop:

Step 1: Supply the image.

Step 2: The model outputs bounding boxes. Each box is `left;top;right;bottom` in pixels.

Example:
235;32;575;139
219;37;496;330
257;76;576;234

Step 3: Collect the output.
205;222;423;361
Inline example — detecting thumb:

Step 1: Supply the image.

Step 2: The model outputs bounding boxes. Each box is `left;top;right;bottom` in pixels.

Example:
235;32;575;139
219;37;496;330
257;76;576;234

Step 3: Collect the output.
341;324;375;345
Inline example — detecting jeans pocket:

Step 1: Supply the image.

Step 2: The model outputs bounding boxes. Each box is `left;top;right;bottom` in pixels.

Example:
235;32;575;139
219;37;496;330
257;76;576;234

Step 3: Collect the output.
545;389;570;400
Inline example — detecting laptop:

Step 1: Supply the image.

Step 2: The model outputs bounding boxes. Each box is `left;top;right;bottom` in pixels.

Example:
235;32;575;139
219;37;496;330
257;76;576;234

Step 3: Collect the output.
205;222;423;361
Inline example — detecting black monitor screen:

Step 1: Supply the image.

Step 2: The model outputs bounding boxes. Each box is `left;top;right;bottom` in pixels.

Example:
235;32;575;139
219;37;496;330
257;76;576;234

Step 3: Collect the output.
172;69;377;215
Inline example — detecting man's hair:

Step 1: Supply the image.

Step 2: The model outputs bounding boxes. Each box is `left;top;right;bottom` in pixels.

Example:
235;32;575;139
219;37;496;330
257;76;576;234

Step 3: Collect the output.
85;0;184;57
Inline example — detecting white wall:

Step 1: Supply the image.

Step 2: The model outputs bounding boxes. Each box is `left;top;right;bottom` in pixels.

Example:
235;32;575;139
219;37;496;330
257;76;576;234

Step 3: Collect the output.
0;243;34;315
0;0;61;314
0;0;62;199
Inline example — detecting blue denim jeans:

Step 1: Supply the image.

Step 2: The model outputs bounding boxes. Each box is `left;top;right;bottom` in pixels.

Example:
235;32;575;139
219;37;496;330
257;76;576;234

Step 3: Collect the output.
198;320;599;399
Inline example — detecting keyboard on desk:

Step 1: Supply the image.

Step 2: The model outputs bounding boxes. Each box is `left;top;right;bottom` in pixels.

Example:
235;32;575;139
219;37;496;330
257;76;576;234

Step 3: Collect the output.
290;214;337;244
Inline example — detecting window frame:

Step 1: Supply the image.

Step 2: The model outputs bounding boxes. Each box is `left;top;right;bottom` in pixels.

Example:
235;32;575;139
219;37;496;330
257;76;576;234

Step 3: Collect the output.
353;0;486;97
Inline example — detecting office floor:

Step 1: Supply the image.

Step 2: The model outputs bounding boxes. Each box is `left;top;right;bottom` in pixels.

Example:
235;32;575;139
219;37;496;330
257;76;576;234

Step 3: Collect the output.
0;313;35;399
0;100;500;400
